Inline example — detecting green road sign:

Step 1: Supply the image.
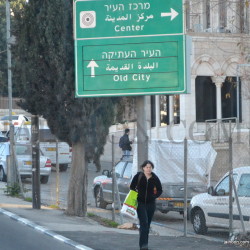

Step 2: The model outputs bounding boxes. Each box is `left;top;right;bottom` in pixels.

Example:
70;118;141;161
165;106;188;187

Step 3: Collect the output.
74;0;183;39
74;0;190;97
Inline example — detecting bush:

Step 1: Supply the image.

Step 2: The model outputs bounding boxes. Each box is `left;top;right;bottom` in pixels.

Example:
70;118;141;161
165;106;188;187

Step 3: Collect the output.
4;183;21;197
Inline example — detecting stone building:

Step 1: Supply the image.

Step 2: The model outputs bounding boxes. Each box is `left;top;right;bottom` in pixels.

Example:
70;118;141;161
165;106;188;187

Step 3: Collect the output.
104;0;250;183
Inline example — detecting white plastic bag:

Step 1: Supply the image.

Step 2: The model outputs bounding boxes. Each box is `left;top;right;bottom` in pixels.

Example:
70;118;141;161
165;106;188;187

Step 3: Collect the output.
121;203;137;219
120;190;138;219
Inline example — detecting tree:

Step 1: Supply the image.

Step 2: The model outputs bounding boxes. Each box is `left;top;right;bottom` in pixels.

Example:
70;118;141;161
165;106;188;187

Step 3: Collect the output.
0;1;7;95
0;0;26;97
12;0;118;216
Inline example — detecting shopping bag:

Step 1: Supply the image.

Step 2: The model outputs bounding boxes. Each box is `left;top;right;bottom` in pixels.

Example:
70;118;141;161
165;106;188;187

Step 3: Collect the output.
121;190;138;219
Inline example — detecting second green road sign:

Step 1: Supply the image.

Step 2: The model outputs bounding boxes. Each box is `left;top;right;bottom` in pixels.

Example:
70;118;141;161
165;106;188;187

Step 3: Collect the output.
74;0;190;97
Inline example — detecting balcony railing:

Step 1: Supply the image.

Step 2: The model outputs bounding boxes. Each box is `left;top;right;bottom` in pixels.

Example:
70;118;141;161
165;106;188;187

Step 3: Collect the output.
205;117;238;143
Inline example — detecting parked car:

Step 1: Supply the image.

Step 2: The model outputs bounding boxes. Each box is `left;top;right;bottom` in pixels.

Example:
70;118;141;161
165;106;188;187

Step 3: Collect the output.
189;166;250;234
0;115;30;133
6;125;71;172
0;142;52;184
0;131;8;142
93;156;133;208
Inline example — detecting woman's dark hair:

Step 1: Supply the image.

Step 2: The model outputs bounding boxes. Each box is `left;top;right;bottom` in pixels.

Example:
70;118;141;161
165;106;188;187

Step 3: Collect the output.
125;128;130;134
140;160;154;169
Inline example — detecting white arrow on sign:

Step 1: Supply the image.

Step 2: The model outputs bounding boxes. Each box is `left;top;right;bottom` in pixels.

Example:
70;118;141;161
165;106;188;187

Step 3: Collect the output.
161;8;179;21
87;59;99;77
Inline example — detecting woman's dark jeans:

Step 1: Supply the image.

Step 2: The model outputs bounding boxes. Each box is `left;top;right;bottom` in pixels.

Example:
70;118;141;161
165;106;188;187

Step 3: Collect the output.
137;201;156;249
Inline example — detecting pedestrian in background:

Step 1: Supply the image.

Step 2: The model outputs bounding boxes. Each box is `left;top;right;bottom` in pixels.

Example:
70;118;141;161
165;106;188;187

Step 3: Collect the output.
119;128;133;157
130;160;162;250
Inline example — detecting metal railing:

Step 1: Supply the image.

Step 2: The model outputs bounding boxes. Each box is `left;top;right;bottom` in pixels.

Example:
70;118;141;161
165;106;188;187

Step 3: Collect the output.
205;117;238;143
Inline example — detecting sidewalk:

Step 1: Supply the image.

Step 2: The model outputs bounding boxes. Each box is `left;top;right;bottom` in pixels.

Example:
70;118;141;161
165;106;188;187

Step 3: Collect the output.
0;182;246;250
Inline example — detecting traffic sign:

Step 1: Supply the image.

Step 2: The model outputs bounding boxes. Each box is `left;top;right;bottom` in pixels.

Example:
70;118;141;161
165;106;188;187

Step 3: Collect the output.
73;0;190;97
74;0;183;40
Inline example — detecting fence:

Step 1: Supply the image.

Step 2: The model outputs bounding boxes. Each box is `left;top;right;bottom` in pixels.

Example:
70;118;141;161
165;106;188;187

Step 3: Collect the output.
4;120;249;241
107;128;250;240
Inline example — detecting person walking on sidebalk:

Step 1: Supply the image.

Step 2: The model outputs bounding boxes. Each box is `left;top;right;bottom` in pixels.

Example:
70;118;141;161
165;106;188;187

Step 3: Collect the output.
130;160;162;250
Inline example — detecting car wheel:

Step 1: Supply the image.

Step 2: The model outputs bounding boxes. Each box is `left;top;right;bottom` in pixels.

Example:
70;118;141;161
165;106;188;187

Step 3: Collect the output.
40;176;49;184
59;164;68;172
95;186;107;209
0;166;7;182
193;209;208;235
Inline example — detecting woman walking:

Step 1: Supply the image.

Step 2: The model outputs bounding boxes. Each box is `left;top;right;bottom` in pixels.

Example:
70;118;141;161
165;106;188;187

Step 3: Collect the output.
130;160;162;250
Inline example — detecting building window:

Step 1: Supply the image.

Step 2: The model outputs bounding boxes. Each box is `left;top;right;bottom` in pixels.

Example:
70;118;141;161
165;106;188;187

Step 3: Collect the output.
195;76;216;122
150;96;156;127
222;77;242;122
185;0;190;31
238;0;247;33
151;95;180;127
195;76;242;123
219;0;227;28
204;0;211;29
173;95;180;124
160;95;169;126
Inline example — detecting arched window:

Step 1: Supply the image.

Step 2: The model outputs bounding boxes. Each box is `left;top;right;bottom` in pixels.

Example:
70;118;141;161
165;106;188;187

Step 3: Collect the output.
221;77;242;121
195;76;216;122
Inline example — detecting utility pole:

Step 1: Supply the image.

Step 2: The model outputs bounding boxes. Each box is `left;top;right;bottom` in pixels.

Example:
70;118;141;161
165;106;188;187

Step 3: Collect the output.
32;115;41;209
136;96;148;170
6;0;16;185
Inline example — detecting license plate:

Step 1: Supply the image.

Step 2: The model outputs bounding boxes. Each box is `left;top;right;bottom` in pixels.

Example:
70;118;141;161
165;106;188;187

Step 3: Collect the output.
46;147;56;151
24;161;32;165
173;202;190;207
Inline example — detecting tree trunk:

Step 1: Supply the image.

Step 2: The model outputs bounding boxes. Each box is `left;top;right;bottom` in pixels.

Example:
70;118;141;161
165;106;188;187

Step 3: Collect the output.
65;142;88;216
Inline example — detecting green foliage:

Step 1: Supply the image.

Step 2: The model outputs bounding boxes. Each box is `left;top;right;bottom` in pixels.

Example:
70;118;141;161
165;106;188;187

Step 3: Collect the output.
0;0;26;96
12;0;120;170
87;213;119;228
24;197;32;202
48;204;60;209
0;1;8;95
4;182;21;196
101;218;119;228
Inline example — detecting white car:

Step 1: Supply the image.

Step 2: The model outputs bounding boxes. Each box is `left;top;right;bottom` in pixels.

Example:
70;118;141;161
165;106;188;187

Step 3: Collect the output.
8;125;72;172
0;115;30;133
190;166;250;234
0;142;52;184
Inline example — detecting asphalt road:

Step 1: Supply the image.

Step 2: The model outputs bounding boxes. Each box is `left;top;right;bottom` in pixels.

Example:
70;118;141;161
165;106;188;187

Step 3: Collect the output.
0;213;75;250
55;231;238;250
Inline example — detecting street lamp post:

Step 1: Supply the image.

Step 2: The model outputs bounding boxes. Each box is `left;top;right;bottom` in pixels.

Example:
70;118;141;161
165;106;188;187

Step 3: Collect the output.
6;0;16;185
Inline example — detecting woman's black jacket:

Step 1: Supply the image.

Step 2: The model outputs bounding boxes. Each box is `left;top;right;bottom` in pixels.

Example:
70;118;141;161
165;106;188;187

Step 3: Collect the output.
130;172;162;204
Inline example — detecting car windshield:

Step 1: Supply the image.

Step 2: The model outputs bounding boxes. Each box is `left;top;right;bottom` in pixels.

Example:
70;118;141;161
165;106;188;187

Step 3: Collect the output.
39;129;57;142
15;144;32;155
115;161;125;178
1;115;19;121
15;127;30;140
0;137;8;142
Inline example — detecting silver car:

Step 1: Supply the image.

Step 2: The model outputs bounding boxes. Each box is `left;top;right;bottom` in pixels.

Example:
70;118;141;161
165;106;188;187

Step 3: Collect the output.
0;142;51;184
93;156;133;208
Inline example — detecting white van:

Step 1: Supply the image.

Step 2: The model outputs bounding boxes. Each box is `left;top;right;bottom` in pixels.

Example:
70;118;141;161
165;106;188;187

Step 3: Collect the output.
39;128;72;172
8;126;72;172
190;166;250;234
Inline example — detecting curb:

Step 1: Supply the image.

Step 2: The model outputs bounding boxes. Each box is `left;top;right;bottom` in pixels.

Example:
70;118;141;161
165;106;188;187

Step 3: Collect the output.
0;208;94;250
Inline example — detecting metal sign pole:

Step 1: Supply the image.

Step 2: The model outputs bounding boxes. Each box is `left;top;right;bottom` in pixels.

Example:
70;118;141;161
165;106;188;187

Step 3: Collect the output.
114;174;123;224
183;138;188;237
232;177;246;234
229;134;233;238
111;135;115;221
56;139;60;206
